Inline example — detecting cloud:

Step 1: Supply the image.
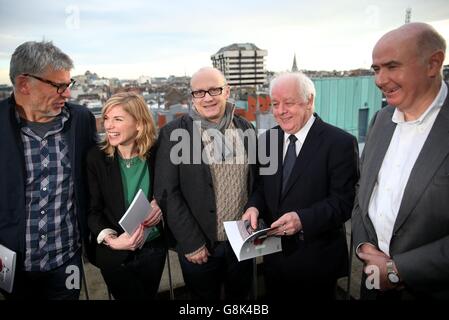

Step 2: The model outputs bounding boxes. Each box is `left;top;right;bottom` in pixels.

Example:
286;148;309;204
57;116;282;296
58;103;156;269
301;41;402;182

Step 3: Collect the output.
0;0;448;83
74;49;214;79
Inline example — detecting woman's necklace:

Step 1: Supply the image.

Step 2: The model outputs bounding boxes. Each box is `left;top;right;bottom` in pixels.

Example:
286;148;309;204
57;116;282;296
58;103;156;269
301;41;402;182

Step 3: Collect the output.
119;151;138;168
124;157;137;168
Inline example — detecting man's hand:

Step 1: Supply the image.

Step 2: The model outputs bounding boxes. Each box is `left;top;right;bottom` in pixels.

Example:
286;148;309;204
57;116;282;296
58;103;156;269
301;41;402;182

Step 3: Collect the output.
358;243;388;257
241;207;259;230
185;247;210;264
357;245;400;291
105;224;145;251
268;211;302;236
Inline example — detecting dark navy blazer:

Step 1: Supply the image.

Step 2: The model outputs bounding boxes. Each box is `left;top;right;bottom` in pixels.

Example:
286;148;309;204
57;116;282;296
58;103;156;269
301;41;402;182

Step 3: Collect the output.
0;95;97;267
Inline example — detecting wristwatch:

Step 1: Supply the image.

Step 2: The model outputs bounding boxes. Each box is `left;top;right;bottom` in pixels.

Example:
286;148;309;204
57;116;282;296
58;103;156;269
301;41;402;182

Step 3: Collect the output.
386;260;400;284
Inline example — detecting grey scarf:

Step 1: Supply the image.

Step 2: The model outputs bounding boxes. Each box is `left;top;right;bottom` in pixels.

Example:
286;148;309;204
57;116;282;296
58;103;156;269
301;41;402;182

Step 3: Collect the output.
190;101;235;133
190;102;236;161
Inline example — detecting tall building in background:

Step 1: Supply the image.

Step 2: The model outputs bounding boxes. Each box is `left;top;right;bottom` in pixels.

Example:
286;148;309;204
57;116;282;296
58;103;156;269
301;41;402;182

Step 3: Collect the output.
211;43;267;87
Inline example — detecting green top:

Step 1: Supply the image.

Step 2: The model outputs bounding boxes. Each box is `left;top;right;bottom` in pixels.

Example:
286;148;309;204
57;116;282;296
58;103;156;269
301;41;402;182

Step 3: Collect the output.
118;155;149;207
118;155;159;242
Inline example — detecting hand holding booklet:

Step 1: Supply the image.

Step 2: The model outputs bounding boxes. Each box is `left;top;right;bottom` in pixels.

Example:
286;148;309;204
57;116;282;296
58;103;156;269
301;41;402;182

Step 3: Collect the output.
118;189;159;248
224;219;282;261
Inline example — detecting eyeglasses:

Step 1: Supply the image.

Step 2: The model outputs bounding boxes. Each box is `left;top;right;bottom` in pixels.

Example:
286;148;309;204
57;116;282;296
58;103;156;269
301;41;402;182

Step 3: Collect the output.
191;86;226;98
23;73;76;94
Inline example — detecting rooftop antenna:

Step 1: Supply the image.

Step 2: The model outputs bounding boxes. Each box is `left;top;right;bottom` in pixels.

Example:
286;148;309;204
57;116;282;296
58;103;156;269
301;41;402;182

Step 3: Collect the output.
405;7;412;24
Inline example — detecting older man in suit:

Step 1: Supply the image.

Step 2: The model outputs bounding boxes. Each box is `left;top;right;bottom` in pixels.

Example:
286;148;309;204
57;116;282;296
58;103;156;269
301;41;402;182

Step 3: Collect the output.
352;22;449;299
243;72;359;299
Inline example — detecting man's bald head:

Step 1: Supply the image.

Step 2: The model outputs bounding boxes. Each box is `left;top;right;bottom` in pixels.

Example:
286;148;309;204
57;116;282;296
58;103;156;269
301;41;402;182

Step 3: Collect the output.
190;67;227;87
190;66;230;123
375;22;446;63
371;22;446;120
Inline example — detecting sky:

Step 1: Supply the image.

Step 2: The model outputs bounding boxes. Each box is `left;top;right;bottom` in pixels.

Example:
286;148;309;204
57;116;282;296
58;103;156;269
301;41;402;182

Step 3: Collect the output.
1;0;449;84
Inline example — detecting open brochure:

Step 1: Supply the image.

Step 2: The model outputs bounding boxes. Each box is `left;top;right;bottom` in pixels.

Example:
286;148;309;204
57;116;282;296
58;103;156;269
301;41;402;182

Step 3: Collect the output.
118;189;159;247
0;244;16;293
224;219;282;261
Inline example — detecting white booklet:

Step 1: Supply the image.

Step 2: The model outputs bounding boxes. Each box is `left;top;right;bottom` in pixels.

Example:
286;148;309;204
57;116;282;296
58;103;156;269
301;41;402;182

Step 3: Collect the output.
118;189;153;246
0;244;16;293
224;220;282;261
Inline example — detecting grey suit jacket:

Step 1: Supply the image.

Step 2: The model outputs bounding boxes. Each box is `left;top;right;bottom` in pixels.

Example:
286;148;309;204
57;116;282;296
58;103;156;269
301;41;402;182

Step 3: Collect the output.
352;82;449;299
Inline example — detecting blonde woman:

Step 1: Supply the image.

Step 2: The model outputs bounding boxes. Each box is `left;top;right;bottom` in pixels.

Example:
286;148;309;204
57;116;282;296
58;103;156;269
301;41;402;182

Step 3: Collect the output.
86;92;166;300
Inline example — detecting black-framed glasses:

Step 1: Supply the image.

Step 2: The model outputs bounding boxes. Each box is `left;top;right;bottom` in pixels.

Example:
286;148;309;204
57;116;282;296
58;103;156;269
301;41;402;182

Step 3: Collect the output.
191;86;226;98
23;73;76;94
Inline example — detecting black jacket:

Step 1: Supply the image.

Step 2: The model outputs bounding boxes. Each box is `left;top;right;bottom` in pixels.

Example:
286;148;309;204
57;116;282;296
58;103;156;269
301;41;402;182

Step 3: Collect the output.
86;146;165;270
0;95;97;266
247;116;359;279
154;114;257;255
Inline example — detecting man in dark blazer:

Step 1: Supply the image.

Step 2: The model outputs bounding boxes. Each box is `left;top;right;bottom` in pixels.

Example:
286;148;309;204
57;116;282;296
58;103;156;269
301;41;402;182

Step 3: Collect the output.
0;41;97;299
154;67;257;299
352;22;449;300
243;72;359;300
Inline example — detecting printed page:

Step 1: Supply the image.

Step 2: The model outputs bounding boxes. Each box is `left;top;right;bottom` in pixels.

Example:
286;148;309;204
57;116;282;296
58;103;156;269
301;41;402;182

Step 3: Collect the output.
0;244;16;293
224;220;282;261
118;189;153;246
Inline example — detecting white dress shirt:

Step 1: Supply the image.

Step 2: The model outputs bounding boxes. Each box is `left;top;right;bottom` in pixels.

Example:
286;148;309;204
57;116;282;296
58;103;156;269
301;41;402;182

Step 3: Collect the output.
368;81;447;256
283;114;316;160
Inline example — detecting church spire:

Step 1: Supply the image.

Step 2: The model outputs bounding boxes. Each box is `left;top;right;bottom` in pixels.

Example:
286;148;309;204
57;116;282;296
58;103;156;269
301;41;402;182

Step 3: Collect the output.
291;53;298;72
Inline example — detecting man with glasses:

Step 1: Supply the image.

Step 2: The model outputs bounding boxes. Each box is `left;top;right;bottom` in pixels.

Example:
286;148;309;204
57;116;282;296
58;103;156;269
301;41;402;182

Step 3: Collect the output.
0;41;97;299
155;67;257;299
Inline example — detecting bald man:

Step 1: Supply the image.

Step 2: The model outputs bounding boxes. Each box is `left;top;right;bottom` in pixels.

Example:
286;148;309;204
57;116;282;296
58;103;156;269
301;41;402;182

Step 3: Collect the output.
154;67;257;299
352;22;449;299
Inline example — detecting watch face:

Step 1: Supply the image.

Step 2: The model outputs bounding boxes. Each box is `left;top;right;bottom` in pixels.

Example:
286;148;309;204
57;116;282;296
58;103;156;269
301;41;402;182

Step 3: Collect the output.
388;272;400;284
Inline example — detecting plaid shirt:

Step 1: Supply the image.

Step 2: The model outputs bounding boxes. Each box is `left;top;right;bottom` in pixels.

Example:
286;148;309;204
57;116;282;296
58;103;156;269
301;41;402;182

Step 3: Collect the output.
16;108;80;271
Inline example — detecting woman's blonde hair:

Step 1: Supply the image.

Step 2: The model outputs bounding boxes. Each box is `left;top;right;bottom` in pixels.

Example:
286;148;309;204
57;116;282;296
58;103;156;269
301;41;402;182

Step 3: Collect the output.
101;91;157;159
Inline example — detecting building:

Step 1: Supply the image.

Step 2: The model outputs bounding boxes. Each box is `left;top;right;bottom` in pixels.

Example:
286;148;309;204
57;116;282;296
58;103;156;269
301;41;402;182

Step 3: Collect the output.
211;43;267;87
164;87;189;109
232;75;382;144
313;76;382;142
0;84;12;100
138;75;152;85
291;53;298;72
